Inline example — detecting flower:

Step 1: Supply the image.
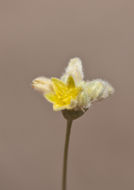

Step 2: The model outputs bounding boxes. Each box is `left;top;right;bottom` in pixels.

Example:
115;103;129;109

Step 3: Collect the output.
32;57;114;111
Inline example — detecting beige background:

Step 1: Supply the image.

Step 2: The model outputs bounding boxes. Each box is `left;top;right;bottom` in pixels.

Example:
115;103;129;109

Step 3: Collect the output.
0;0;134;190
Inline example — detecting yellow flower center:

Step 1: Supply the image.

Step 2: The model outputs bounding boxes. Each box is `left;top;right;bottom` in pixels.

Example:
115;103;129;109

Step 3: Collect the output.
45;76;81;111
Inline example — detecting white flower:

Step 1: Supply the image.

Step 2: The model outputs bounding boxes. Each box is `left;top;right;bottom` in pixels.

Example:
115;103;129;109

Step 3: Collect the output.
32;57;114;111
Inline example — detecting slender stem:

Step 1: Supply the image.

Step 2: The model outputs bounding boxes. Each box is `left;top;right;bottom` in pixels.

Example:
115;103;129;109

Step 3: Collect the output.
62;119;73;190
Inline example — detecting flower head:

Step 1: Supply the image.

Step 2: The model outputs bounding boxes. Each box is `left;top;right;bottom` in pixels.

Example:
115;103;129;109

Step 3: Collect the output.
32;57;114;112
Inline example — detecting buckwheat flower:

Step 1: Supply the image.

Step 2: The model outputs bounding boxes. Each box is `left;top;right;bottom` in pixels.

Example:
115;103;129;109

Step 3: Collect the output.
31;57;115;190
32;57;114;112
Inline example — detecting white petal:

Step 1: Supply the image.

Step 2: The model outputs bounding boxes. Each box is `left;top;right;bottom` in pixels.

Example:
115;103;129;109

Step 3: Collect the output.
32;77;54;94
84;79;114;102
77;90;91;109
61;57;84;84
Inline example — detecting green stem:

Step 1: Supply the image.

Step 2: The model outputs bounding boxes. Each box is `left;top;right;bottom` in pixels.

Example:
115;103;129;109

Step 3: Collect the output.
62;119;73;190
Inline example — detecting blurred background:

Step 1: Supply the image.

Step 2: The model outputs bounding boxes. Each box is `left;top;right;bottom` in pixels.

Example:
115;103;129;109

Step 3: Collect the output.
0;0;134;189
